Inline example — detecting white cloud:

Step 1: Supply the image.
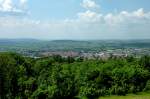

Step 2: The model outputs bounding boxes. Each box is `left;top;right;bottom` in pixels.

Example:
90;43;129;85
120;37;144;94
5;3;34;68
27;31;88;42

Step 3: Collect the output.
78;10;102;22
133;8;144;17
81;0;99;9
0;0;27;16
0;0;12;11
104;8;150;25
20;0;27;6
78;0;102;22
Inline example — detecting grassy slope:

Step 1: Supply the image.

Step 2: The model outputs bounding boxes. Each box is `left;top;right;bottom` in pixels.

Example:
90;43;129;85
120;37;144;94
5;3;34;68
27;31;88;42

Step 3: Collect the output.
100;92;150;99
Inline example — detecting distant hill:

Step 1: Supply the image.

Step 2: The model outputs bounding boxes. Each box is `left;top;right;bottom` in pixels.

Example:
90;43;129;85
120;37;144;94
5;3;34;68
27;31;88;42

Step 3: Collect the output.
0;39;150;53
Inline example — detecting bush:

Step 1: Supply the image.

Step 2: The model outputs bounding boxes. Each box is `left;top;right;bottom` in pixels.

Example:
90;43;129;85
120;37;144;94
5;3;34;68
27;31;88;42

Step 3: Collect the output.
144;80;150;91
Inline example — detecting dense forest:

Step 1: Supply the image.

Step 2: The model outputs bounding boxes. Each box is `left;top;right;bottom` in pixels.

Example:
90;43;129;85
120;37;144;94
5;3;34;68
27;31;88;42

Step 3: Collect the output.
0;52;150;99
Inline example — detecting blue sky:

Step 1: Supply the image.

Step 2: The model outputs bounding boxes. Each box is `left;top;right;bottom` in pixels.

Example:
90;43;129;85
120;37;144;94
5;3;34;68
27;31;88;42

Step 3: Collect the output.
28;0;150;20
0;0;150;40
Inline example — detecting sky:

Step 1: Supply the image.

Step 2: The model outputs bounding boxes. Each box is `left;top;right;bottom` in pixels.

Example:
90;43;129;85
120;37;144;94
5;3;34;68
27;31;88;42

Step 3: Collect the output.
0;0;150;40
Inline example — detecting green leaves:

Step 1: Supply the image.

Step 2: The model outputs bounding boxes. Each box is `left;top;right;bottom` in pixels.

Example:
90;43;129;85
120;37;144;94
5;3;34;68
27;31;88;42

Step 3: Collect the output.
0;52;150;99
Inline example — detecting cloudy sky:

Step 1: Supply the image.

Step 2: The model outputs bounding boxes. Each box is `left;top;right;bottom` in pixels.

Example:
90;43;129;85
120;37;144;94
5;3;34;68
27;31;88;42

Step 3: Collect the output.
0;0;150;40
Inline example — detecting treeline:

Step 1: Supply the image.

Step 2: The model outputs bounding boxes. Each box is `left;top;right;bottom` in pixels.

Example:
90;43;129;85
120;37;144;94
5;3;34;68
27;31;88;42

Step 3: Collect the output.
0;52;150;99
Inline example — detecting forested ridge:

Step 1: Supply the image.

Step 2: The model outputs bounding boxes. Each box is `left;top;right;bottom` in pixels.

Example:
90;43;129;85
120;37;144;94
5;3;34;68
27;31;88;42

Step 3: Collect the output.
0;52;150;99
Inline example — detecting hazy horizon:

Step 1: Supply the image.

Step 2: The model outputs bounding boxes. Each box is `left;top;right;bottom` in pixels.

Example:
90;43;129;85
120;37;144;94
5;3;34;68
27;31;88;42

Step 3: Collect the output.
0;37;150;41
0;0;150;39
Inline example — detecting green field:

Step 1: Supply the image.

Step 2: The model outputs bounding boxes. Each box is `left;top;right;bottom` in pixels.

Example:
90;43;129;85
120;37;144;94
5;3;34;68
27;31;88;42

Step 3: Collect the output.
100;92;150;99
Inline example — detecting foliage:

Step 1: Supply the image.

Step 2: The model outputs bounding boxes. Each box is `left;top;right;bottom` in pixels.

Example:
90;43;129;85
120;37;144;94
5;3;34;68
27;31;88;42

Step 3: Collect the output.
0;52;150;99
